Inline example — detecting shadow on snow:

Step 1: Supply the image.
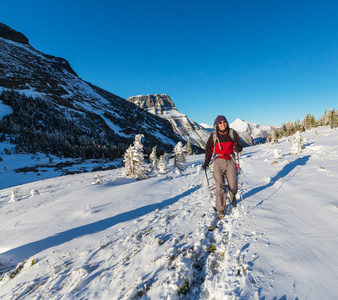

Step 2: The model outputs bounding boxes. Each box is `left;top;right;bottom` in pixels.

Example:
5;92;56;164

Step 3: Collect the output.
243;155;310;210
1;186;200;265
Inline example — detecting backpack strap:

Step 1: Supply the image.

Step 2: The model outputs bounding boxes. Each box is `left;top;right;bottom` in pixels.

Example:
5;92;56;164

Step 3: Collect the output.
211;127;235;163
213;128;235;145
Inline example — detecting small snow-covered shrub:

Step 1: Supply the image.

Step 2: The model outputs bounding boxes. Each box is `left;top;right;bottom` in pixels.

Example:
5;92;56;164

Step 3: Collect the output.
177;275;190;296
92;174;103;184
9;188;21;203
30;189;40;197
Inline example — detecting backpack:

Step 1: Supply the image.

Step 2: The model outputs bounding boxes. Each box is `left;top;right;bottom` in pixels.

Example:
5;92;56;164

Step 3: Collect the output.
210;126;236;163
212;126;235;148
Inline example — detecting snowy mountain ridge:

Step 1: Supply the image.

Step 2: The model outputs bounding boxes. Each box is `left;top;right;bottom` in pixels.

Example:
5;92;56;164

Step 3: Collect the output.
0;126;337;299
230;118;273;146
127;94;210;148
200;118;273;146
0;23;200;162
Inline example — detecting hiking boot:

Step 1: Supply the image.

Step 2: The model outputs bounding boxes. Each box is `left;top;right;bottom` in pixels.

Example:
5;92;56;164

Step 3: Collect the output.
218;210;224;217
230;196;237;208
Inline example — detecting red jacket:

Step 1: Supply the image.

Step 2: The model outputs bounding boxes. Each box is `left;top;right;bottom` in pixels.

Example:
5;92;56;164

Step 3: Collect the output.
204;129;242;165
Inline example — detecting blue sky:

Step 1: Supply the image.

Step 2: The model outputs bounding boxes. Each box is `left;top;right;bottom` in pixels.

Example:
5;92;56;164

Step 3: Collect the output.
2;0;338;126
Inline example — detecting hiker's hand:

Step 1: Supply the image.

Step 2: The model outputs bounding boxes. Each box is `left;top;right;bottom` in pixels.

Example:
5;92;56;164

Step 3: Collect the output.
234;146;241;153
202;163;208;170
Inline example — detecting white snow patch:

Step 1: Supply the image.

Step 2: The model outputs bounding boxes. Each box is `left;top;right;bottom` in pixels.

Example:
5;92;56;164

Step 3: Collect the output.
0;126;337;299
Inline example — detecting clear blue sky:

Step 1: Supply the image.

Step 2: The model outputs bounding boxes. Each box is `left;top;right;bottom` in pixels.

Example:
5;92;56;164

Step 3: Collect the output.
2;0;338;126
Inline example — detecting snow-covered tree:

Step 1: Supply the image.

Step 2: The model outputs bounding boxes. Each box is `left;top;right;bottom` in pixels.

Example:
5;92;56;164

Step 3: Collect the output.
123;134;149;179
292;131;303;154
173;142;186;174
328;108;337;129
149;146;158;172
157;154;169;174
270;128;278;144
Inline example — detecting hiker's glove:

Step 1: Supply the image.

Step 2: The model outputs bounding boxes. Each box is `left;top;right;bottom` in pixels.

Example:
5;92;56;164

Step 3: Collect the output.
234;146;241;153
202;163;208;170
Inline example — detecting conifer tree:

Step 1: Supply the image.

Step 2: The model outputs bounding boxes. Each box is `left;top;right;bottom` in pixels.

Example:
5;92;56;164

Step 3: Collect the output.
292;131;303;154
328;108;337;129
149;146;158;172
271;128;278;144
123;134;149;179
157;154;169;174
183;141;193;155
173;142;186;174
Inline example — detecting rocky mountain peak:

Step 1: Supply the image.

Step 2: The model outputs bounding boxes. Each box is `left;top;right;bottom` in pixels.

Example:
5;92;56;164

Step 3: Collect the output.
127;94;176;113
127;94;210;148
0;23;29;45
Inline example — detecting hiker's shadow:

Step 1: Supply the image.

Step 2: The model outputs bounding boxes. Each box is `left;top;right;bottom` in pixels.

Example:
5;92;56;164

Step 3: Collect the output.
243;155;310;206
1;186;200;266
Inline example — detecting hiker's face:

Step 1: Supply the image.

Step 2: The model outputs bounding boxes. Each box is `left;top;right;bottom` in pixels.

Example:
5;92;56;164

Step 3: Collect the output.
218;121;227;130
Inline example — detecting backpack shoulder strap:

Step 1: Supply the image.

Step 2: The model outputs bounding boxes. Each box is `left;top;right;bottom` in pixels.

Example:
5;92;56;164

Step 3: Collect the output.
229;128;235;141
212;127;217;145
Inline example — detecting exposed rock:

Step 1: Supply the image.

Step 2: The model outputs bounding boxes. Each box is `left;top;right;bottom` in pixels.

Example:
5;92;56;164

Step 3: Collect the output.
0;23;197;159
127;94;210;148
0;23;29;45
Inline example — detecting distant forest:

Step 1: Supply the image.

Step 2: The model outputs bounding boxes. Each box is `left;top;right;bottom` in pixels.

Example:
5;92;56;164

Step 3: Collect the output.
267;108;338;142
0;90;176;160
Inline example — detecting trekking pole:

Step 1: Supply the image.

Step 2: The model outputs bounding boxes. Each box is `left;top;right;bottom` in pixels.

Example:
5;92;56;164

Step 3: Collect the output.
236;152;244;206
204;168;213;199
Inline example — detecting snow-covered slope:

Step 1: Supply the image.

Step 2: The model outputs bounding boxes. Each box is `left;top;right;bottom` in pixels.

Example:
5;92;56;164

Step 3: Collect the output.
1;126;337;299
230;118;273;146
0;23;187;159
127;94;210;148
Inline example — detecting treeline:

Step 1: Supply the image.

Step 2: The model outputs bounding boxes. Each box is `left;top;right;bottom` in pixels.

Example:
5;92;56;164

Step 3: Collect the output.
0;90;142;159
267;108;338;142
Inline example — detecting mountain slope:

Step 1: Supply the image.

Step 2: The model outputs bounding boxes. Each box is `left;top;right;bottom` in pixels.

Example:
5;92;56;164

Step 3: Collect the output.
200;119;273;147
0;23;195;160
230;118;273;146
0;126;337;299
127;94;210;148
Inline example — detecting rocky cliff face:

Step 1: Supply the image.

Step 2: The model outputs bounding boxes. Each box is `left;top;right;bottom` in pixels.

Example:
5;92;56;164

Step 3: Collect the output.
0;23;197;159
127;94;210;148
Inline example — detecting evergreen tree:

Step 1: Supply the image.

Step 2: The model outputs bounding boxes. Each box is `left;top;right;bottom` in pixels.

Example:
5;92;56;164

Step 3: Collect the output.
122;134;149;179
157;154;169;174
183;141;193;155
328;108;337;129
173;142;186;174
149;146;158;172
267;127;278;144
271;128;279;144
292;131;303;154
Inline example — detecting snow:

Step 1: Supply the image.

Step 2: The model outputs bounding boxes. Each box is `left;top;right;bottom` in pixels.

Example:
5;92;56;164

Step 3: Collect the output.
0;100;12;119
230;118;272;139
1;126;338;299
199;123;213;129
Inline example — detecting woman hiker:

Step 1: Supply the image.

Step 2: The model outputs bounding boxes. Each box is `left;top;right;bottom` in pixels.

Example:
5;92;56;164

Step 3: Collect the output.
202;115;243;217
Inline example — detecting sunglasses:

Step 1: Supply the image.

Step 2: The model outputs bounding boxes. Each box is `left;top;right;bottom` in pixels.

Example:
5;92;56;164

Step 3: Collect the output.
219;121;227;125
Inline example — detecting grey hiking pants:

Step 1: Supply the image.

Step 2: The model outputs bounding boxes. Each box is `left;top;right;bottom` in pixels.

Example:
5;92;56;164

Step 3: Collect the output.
213;158;238;211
